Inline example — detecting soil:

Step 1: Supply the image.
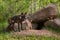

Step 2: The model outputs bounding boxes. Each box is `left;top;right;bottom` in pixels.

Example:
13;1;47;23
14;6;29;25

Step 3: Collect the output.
11;29;60;37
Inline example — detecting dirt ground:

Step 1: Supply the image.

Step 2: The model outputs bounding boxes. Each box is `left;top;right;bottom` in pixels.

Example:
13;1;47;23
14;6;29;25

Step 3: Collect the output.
11;29;60;38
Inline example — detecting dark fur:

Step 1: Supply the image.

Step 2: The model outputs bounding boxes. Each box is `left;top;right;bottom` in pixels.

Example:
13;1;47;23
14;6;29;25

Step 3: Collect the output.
7;13;27;32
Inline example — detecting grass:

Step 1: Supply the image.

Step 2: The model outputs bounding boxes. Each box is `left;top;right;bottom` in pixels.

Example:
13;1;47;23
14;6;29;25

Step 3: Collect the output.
0;32;60;40
44;24;60;34
0;22;8;33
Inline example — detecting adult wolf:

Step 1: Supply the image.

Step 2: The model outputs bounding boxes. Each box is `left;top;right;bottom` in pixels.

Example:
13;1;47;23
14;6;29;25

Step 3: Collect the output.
7;13;27;32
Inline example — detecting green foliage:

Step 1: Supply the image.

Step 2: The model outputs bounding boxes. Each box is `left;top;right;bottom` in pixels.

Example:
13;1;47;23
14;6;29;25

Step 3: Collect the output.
0;0;60;22
0;0;31;22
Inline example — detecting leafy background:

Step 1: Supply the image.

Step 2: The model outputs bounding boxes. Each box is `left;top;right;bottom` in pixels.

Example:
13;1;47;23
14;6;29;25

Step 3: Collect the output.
0;0;60;22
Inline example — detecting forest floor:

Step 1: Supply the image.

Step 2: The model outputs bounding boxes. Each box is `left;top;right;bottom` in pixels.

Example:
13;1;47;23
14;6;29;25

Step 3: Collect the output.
11;29;60;38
